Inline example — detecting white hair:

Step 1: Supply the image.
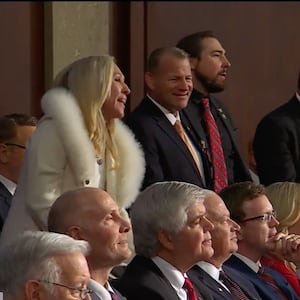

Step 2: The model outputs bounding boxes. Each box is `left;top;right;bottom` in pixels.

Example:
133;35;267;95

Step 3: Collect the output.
0;231;90;299
131;181;209;257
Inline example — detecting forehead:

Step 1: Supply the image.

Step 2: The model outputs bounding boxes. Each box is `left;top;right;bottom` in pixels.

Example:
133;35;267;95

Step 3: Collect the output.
90;193;118;215
55;252;90;279
201;37;225;53
156;55;191;74
205;193;229;219
242;195;273;215
113;63;123;75
186;200;206;218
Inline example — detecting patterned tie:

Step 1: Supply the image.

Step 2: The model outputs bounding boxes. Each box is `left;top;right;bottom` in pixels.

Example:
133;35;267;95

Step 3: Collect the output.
202;98;228;193
258;267;288;300
174;120;200;171
219;270;248;300
184;276;198;300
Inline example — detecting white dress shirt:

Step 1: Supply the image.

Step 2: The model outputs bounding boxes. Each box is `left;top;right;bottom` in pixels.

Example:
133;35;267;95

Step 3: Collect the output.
152;256;189;300
147;94;206;183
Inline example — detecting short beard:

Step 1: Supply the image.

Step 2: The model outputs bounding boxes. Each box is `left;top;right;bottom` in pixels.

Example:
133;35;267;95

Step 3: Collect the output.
194;71;225;94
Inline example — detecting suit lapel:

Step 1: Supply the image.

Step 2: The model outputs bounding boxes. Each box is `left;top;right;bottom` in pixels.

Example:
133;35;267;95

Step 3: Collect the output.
143;97;202;175
189;266;232;299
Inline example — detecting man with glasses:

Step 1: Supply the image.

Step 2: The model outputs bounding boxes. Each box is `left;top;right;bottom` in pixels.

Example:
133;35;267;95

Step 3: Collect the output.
0;230;92;300
220;181;299;300
0;114;36;232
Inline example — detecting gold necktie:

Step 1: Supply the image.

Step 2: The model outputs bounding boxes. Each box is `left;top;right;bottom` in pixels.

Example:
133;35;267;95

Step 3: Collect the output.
174;120;200;171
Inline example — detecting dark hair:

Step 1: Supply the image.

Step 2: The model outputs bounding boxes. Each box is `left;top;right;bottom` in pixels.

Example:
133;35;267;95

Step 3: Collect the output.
220;181;266;223
147;47;189;73
176;30;217;59
0;113;37;143
4;113;37;127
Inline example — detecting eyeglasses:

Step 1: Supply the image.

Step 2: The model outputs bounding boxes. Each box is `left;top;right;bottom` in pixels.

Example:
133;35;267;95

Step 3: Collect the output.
38;280;93;299
240;211;277;223
4;143;26;150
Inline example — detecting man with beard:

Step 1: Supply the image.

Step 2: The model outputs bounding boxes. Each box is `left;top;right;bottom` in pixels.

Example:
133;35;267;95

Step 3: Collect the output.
177;31;252;193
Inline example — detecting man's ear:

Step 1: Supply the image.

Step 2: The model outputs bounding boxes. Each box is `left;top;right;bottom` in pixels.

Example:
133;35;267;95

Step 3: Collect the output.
0;144;9;163
157;229;175;251
24;280;42;300
66;226;84;240
237;226;244;241
145;72;155;91
189;57;198;71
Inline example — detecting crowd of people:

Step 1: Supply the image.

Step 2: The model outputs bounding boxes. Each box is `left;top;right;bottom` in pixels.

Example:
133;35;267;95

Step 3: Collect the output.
0;30;300;300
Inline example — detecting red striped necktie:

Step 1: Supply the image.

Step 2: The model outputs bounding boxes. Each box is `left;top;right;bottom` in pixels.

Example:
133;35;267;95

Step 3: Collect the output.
219;270;248;300
258;266;288;300
202;98;228;193
183;277;198;300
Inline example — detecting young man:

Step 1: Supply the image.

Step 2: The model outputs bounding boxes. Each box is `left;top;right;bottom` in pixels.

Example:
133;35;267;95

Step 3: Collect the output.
177;31;252;192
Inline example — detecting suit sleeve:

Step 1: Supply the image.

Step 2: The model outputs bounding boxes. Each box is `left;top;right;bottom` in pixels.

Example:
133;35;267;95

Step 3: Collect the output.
126;118;164;189
24;120;67;229
253;117;296;185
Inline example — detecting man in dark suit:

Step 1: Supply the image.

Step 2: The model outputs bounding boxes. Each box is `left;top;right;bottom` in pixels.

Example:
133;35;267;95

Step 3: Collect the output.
115;181;215;300
221;181;300;300
0;114;36;231
125;47;212;190
253;69;300;185
188;189;261;299
177;31;252;192
48;187;129;300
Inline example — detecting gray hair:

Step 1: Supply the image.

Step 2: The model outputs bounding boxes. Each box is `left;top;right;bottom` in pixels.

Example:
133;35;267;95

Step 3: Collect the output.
0;231;90;299
131;181;208;257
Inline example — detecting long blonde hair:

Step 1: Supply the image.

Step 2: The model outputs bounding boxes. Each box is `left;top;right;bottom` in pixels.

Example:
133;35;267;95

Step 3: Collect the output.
266;182;300;233
266;182;300;270
52;56;116;160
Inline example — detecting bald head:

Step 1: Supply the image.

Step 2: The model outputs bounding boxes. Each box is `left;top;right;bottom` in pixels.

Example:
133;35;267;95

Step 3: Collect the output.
48;187;111;233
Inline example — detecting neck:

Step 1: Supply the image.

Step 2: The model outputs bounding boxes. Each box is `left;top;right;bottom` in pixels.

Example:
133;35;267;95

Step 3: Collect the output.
236;245;261;265
90;268;112;286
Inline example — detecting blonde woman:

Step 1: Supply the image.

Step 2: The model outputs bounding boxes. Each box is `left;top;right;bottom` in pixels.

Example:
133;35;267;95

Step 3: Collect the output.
262;182;300;296
0;56;145;247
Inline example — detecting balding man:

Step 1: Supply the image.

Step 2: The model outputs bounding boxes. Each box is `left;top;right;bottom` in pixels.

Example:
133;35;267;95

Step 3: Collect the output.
48;187;130;300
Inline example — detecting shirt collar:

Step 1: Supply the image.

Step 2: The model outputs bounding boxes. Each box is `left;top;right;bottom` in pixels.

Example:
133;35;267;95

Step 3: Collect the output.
152;256;185;291
88;279;111;300
147;94;179;125
0;174;16;195
296;92;300;102
233;253;260;273
196;261;221;281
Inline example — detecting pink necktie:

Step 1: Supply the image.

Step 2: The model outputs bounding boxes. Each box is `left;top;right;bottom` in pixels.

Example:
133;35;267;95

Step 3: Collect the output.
202;98;228;193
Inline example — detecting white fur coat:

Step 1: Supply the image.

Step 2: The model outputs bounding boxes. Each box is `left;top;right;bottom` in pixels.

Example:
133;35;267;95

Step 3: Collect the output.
0;88;145;246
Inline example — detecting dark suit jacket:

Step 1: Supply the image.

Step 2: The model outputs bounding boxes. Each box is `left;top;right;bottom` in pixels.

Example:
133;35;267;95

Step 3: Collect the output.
125;96;211;189
253;95;300;185
0;181;13;232
114;255;213;300
225;255;300;300
188;264;261;300
182;90;252;187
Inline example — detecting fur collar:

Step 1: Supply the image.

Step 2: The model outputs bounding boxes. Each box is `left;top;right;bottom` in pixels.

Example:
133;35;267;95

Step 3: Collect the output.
41;87;145;209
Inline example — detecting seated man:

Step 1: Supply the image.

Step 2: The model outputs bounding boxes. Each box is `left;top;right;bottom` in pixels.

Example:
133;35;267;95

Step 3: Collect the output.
48;187;130;300
0;230;91;300
221;181;299;300
188;189;262;299
115;181;215;300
